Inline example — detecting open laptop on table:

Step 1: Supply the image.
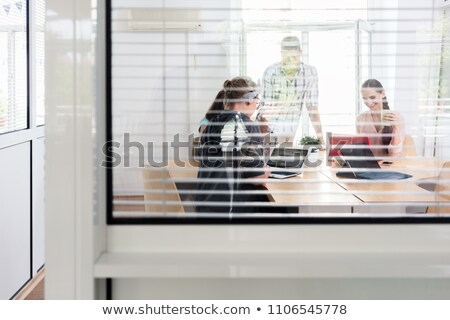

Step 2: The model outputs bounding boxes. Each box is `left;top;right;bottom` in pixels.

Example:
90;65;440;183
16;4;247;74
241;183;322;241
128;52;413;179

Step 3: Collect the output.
267;146;308;179
328;134;371;157
336;143;412;180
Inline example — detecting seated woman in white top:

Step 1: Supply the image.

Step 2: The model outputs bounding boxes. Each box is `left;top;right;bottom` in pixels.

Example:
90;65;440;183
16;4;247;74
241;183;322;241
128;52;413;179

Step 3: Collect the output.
356;79;404;158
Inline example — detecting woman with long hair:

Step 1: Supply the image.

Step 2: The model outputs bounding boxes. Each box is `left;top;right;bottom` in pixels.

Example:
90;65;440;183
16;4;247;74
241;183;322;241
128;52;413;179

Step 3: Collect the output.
198;89;225;134
195;76;272;214
357;79;404;157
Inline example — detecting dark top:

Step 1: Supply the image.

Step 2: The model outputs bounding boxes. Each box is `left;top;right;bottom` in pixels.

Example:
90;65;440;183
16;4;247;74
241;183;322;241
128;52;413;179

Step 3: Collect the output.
195;111;268;214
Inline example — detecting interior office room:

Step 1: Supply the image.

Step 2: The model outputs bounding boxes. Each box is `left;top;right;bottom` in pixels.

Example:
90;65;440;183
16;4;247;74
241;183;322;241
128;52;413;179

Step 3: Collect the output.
1;0;450;300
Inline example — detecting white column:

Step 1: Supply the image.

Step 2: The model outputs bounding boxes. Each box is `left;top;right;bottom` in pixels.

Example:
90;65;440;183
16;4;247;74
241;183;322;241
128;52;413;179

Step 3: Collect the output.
45;0;99;299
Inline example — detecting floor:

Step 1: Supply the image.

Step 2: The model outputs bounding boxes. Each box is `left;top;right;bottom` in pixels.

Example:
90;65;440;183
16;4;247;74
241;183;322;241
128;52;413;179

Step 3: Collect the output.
13;268;45;300
25;277;44;300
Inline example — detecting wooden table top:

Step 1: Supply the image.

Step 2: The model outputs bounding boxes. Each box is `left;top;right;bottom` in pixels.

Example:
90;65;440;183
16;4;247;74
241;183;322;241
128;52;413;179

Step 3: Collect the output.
321;157;447;203
167;159;361;205
167;156;449;206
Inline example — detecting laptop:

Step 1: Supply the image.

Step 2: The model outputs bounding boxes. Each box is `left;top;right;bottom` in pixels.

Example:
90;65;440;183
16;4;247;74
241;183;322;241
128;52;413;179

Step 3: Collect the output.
328;134;371;157
336;143;412;180
267;146;307;179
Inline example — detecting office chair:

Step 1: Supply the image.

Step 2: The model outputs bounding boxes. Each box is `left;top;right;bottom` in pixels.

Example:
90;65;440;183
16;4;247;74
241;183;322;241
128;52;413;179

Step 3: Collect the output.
142;165;184;214
426;161;450;214
191;136;201;160
401;135;417;157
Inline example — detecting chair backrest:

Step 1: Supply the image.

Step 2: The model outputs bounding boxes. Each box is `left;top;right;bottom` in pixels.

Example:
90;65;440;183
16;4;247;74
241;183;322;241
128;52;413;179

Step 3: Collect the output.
401;135;417;157
191;136;201;160
142;166;184;214
437;161;450;198
427;161;450;214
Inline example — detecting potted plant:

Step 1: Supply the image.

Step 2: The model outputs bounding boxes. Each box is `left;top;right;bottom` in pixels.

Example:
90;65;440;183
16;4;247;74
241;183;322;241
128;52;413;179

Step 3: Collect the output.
299;135;322;152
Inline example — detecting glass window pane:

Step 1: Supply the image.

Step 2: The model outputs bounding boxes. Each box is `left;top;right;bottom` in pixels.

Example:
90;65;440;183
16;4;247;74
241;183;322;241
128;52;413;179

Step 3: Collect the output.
108;0;450;222
0;0;28;134
308;29;357;134
36;0;45;126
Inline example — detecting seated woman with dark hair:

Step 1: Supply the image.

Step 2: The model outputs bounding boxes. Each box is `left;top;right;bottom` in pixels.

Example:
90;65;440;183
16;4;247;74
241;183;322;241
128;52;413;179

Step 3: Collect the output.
357;79;405;158
195;76;273;214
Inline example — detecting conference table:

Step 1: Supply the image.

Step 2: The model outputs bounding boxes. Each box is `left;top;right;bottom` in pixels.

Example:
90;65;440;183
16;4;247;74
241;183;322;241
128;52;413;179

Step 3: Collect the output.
319;157;448;214
167;153;449;214
322;157;445;201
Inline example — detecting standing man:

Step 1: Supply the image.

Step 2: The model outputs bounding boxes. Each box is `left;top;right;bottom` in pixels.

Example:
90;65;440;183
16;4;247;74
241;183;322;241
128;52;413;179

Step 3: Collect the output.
260;36;324;144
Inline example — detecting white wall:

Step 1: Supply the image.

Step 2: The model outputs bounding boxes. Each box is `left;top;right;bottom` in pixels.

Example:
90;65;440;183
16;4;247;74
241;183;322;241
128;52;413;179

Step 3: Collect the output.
394;0;436;155
432;0;450;158
0;143;31;299
113;278;450;299
0;121;45;300
367;0;399;97
368;0;438;155
105;225;450;299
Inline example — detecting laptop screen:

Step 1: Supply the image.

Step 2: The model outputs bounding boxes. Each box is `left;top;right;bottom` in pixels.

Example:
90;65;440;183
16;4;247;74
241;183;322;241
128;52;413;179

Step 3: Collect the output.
339;143;381;169
267;146;308;169
328;135;371;157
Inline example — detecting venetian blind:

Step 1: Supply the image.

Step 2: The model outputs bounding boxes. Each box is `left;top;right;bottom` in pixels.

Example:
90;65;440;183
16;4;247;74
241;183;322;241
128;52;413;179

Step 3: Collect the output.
108;0;450;221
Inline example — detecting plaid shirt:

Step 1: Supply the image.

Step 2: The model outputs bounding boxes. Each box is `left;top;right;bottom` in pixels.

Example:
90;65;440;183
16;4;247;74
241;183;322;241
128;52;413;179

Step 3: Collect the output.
260;62;318;137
